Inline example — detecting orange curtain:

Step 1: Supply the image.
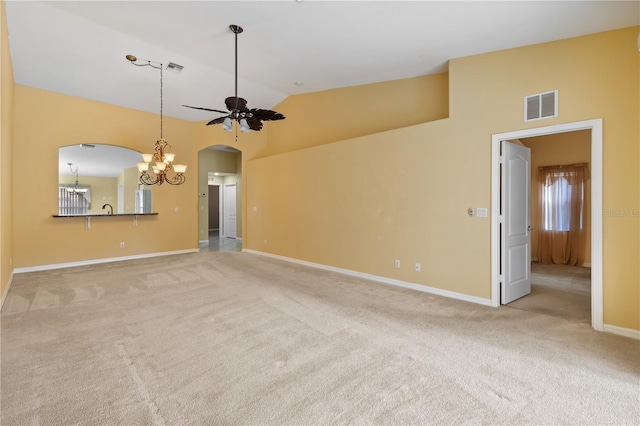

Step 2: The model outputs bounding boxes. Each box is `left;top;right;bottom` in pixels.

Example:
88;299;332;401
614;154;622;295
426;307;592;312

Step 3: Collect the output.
537;163;589;266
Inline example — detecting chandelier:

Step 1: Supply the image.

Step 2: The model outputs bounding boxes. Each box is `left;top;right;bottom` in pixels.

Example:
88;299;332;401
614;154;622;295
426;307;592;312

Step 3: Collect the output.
126;54;187;185
65;163;88;193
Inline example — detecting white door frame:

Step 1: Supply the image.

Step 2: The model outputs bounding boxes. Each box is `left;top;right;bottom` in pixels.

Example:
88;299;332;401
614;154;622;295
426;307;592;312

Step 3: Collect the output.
491;119;603;331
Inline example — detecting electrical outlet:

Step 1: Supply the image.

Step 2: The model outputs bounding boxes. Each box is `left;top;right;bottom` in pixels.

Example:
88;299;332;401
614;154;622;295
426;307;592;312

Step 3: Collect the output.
120;242;125;248
394;260;400;269
415;263;421;272
264;239;268;245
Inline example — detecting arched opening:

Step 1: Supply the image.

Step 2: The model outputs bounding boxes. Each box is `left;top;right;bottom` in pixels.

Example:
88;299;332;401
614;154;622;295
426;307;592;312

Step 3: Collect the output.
198;145;243;252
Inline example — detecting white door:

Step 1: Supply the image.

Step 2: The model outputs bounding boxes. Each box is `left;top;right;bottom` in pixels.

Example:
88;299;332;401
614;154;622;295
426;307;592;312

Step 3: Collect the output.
223;184;237;239
501;141;531;303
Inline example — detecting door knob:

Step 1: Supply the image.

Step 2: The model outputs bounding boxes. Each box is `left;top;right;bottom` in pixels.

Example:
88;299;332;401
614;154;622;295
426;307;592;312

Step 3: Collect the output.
527;226;533;231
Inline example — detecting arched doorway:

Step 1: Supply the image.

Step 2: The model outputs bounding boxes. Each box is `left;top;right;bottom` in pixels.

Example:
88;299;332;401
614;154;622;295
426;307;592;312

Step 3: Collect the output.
198;145;243;252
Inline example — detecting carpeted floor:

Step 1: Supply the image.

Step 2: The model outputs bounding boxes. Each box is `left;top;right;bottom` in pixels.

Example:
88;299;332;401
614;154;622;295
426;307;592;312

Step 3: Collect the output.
1;252;638;425
506;262;592;323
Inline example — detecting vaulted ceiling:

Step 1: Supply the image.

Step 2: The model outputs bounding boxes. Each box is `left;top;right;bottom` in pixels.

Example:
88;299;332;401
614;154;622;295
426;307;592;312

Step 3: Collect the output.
5;1;639;122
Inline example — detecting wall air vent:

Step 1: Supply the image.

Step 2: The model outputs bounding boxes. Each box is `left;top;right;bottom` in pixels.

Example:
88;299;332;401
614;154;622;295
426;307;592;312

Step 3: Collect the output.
524;90;558;122
166;62;184;72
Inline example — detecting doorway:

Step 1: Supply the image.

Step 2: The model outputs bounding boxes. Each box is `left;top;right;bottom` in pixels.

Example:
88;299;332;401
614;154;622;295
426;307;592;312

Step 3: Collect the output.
509;262;591;323
208;184;220;236
510;131;592;322
223;184;237;239
491;119;603;331
198;145;243;252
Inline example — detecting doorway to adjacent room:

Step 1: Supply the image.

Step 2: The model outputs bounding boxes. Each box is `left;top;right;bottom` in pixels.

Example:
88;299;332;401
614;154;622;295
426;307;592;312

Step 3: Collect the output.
491;119;603;331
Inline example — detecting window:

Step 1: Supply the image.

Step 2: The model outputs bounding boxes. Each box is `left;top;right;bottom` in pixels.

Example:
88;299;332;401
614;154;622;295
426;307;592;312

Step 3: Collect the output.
59;186;91;215
542;173;584;232
537;163;589;265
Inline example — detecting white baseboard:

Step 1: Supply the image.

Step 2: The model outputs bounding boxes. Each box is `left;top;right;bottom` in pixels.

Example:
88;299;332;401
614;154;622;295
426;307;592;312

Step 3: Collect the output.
1;272;14;311
603;324;640;340
199;240;209;245
13;249;200;274
243;249;493;307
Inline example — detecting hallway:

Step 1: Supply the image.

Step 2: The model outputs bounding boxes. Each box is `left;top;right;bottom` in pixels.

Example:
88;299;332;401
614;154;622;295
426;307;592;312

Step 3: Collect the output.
199;230;242;253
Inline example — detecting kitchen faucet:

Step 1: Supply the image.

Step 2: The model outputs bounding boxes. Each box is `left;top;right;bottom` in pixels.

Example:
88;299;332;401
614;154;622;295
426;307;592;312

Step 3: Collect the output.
102;203;113;215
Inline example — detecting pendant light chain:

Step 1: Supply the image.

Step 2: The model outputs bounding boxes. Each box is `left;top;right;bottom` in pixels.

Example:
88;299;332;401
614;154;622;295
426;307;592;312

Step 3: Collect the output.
160;63;163;139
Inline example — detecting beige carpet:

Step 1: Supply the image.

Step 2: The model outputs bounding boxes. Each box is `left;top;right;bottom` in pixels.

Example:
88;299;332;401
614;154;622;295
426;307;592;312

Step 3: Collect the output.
1;252;638;425
507;263;592;323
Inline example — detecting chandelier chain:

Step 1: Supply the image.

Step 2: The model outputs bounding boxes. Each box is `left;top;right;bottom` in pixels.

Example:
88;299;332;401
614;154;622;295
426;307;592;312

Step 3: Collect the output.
160;63;163;139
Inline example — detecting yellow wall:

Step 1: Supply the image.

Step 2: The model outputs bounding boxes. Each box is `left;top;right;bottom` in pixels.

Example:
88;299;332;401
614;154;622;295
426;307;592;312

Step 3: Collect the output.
267;73;449;156
1;0;14;305
522;130;591;265
13;85;198;268
247;27;640;330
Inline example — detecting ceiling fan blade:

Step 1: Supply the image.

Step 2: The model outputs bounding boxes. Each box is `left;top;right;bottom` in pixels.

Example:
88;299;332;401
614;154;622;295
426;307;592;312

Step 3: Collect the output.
225;96;248;112
206;116;228;126
246;117;264;131
182;105;229;114
249;108;285;121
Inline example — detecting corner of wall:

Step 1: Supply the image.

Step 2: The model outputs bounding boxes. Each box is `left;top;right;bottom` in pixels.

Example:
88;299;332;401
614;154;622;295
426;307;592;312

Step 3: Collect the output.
1;0;16;309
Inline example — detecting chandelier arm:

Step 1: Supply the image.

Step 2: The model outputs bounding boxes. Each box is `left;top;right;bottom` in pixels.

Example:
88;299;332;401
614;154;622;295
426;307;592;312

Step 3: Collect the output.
139;172;157;186
166;174;186;185
127;55;162;70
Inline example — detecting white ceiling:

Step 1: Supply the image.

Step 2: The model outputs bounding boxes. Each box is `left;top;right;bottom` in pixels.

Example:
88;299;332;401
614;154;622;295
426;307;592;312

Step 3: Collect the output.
59;144;143;178
5;1;639;124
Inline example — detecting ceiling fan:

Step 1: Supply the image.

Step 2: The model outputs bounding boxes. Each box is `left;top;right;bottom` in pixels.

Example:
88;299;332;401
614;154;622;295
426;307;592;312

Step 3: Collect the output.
183;25;285;132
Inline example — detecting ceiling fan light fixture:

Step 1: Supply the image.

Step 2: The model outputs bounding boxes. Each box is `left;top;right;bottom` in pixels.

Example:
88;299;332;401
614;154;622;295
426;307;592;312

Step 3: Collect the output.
222;117;233;132
182;25;285;134
239;118;250;133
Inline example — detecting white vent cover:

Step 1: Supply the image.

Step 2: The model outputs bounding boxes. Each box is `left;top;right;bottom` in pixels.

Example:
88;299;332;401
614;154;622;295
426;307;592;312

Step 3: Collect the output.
524;90;558;122
166;62;184;72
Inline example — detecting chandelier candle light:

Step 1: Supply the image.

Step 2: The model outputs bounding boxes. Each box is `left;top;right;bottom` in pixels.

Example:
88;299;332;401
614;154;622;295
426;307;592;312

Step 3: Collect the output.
126;54;187;185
